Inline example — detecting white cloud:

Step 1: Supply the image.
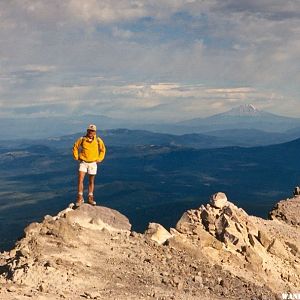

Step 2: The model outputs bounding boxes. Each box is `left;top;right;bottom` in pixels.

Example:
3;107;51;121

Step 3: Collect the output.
0;0;299;122
0;0;198;27
0;71;292;120
205;87;255;94
112;27;134;39
22;64;57;73
67;0;147;23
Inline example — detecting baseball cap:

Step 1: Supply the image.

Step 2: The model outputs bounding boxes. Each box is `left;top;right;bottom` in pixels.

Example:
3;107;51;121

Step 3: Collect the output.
87;124;97;131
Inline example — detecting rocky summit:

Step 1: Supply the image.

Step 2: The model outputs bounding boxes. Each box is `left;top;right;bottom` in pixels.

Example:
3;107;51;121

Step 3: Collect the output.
0;191;300;300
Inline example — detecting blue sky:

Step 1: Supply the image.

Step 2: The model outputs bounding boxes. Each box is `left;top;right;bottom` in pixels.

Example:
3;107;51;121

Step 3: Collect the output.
0;0;299;122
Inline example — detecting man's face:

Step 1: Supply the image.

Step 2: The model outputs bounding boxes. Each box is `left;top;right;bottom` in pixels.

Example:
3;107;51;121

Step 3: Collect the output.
87;129;96;138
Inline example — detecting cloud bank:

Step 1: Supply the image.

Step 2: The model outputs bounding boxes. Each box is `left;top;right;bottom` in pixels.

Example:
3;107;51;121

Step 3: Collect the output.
0;0;299;121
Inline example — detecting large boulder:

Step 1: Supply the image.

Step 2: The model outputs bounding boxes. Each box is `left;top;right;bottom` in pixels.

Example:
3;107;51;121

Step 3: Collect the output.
269;196;300;226
65;204;131;232
243;246;263;271
144;223;172;245
257;230;272;248
210;192;228;209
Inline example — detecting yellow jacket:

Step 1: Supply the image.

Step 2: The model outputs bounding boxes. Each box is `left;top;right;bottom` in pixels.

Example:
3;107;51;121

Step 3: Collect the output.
72;135;106;163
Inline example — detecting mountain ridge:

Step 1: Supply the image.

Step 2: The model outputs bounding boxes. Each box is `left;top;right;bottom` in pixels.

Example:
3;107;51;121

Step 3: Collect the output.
3;126;300;150
2;104;300;139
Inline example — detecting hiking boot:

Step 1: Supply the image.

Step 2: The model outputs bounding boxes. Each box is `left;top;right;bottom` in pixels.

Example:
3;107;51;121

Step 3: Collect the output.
88;195;96;206
75;194;84;207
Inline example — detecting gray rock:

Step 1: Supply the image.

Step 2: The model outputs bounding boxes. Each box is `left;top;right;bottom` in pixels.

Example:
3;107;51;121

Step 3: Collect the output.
269;196;300;226
175;211;196;234
65;204;131;232
244;247;263;271
210;192;228;209
40;218;79;243
192;226;223;249
294;186;300;196
257;230;271;248
267;239;289;259
285;241;300;256
215;214;229;238
24;222;40;237
144;223;172;245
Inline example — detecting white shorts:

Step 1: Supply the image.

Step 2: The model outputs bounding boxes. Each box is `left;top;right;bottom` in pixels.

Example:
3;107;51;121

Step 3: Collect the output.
79;161;97;175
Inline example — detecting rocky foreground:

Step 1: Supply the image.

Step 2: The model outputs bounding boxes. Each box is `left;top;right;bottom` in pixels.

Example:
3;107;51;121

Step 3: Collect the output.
0;191;300;300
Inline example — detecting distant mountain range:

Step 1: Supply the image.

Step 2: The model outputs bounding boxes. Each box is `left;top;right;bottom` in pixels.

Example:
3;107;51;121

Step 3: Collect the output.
3;125;300;151
1;104;300;139
0;114;129;139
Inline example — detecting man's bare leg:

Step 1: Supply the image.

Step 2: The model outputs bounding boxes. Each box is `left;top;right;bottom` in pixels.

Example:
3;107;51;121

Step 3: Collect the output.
76;171;86;205
88;175;96;205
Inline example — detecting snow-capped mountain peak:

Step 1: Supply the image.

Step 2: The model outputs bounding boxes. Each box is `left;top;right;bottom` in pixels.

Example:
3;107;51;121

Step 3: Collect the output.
223;104;263;116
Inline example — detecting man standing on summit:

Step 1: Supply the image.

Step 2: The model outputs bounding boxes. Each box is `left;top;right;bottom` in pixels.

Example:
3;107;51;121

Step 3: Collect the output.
72;124;106;207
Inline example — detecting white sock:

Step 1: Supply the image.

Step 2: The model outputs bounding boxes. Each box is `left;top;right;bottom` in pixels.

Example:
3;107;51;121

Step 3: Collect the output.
88;193;93;196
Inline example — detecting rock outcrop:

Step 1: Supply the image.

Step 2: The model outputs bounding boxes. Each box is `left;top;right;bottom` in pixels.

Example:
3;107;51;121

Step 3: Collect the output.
65;203;131;232
0;191;299;300
173;191;300;293
269;194;300;226
144;223;173;245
